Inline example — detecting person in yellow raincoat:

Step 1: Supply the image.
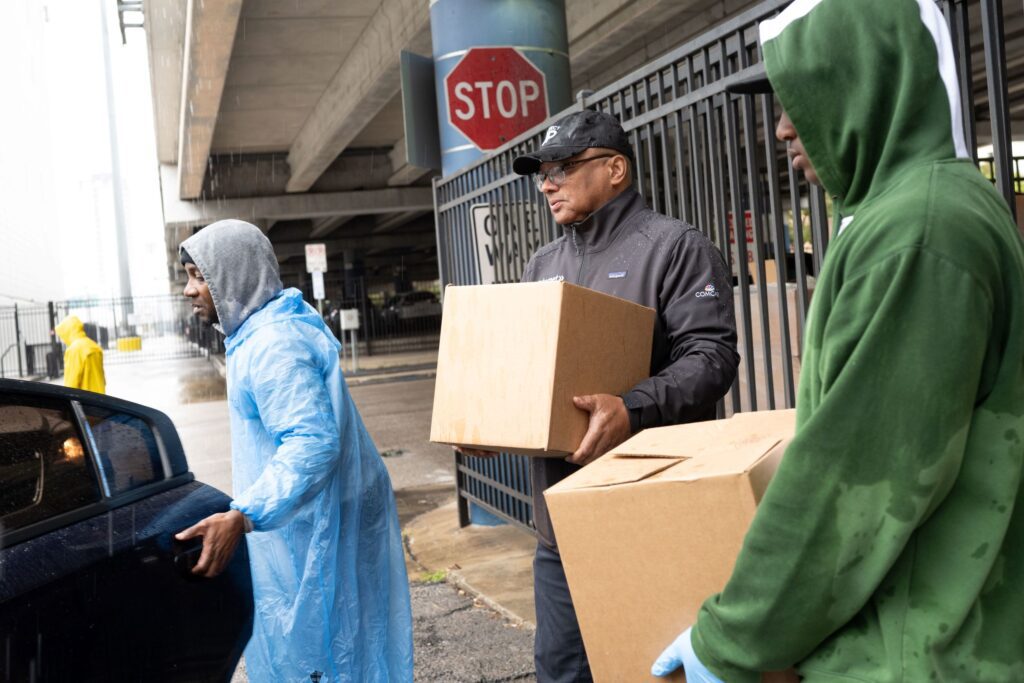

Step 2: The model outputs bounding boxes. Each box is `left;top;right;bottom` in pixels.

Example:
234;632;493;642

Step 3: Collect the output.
54;315;106;393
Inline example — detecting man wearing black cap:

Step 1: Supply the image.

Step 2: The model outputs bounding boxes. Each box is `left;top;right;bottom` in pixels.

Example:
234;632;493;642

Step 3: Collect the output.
505;109;739;682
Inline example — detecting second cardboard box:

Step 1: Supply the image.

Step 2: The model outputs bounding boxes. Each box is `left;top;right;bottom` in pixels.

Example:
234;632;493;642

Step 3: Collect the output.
545;409;799;682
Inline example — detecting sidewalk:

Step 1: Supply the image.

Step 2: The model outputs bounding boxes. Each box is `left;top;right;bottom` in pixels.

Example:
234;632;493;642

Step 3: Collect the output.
405;501;537;627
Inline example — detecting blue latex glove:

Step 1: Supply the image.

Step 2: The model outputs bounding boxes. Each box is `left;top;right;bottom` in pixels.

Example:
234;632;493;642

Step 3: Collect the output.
651;626;725;681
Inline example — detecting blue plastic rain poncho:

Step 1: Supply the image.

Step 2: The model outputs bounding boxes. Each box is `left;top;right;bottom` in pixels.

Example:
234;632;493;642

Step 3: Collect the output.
180;221;413;682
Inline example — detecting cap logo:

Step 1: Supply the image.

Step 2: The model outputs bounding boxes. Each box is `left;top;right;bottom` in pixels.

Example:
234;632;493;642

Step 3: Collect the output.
541;126;560;146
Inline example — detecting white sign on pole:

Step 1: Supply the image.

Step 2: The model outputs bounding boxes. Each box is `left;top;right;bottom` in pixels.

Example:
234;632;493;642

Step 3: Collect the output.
305;243;328;273
340;308;360;331
311;271;325;300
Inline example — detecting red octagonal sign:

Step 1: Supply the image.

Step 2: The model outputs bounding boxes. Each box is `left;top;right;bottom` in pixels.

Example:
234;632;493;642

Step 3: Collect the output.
445;47;549;151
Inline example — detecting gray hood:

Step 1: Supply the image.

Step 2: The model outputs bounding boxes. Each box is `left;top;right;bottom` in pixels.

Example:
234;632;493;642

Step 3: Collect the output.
180;219;283;337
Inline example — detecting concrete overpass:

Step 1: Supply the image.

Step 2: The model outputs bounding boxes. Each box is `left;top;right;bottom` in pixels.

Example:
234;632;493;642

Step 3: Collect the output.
142;0;793;294
142;0;1023;294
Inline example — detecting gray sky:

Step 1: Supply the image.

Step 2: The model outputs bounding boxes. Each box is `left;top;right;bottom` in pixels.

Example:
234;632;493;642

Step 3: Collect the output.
0;0;166;303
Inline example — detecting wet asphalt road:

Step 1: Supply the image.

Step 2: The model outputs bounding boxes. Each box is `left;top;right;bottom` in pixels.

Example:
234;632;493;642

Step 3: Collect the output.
230;581;536;683
410;582;535;683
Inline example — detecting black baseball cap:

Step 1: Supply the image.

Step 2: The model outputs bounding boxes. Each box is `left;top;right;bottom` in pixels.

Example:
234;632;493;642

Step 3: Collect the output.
512;110;635;176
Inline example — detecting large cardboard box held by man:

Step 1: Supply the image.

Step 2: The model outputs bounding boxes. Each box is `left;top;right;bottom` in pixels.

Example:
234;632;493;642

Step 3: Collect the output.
545;410;799;682
430;282;655;457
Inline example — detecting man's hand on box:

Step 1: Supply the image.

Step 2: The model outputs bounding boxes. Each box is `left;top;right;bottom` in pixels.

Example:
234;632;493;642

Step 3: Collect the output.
566;394;631;466
652;627;724;682
453;446;500;459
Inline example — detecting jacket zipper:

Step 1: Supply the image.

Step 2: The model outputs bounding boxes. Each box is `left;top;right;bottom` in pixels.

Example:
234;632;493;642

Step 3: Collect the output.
571;225;586;283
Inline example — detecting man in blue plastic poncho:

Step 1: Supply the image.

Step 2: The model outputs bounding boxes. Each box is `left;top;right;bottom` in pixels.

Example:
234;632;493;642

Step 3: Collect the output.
174;220;413;682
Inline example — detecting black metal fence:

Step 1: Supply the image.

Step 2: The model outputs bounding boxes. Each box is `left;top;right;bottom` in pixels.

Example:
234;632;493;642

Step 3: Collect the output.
0;294;209;380
438;0;1022;530
306;277;442;357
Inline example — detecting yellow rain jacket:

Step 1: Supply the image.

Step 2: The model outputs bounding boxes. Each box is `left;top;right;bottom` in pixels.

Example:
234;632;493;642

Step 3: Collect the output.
55;315;106;394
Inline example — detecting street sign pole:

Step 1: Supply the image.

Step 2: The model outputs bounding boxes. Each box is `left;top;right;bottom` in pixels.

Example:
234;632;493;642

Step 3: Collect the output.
305;243;328;317
312;271;326;315
350;329;359;373
340;309;360;373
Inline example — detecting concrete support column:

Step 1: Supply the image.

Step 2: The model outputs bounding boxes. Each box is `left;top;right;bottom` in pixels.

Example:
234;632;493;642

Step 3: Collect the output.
430;0;572;175
342;250;364;300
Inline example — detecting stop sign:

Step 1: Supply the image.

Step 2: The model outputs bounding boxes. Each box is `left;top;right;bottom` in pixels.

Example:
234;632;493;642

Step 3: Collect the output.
445;47;549;151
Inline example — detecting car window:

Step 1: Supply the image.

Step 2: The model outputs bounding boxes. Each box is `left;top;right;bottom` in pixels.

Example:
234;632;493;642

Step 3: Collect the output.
80;406;166;496
0;397;101;532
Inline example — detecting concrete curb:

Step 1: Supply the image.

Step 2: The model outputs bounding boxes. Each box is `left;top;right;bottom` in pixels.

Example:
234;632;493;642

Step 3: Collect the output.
403;507;536;632
347;361;437;377
346;370;436;387
445;569;536;632
209;353;436;387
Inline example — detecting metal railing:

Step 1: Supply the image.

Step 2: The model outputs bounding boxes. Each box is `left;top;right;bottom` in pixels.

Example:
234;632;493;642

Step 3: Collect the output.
436;0;1022;530
980;155;1024;194
0;294;207;380
0;283;443;383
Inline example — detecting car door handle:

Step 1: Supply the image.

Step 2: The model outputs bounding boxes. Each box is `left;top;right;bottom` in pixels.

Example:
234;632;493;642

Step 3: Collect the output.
172;537;203;575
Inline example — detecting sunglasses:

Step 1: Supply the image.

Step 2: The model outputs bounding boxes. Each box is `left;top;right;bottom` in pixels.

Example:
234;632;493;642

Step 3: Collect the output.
533;154;616;190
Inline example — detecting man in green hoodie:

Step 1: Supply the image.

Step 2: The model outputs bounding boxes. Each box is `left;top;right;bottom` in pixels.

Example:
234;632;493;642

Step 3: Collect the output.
651;0;1024;681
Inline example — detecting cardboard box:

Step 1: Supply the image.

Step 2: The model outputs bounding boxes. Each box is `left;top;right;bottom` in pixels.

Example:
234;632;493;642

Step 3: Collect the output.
545;410;799;682
430;282;655;457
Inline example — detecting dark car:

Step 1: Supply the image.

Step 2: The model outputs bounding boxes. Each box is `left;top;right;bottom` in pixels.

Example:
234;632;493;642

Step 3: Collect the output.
0;379;253;682
381;291;442;324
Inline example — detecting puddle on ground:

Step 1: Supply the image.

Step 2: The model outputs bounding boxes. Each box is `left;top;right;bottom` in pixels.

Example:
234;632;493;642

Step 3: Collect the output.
394;484;455;528
178;368;227;404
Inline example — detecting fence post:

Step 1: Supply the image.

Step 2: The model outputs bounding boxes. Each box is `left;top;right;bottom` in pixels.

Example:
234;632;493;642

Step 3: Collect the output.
14;303;23;378
978;0;1015;220
47;301;60;378
359;276;373;357
455;451;471;527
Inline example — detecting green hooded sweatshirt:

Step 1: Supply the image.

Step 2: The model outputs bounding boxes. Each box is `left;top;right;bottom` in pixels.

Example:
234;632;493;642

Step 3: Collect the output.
691;1;1024;681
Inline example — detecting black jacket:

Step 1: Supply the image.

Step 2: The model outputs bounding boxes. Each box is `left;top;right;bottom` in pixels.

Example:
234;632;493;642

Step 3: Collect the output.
522;187;739;549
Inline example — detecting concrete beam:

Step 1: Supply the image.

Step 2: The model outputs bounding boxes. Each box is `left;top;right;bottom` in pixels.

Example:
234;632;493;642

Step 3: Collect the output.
372;210;430;234
566;0;753;90
273;232;436;259
285;0;431;193
310;216;355;239
161;164;434;228
143;0;187;164
177;0;245;200
387;137;434;187
202;151;394;198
